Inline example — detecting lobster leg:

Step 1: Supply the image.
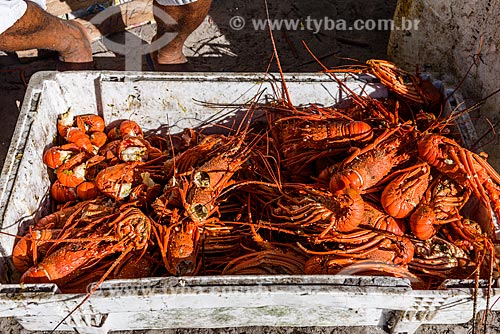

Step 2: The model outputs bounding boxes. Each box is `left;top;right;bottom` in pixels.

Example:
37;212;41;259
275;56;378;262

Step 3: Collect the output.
222;250;305;275
312;229;377;244
455;149;500;235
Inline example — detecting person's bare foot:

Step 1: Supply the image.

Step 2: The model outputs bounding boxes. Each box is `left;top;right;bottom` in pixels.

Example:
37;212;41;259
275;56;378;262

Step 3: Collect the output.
156;51;187;65
154;37;188;64
147;53;191;71
153;0;212;65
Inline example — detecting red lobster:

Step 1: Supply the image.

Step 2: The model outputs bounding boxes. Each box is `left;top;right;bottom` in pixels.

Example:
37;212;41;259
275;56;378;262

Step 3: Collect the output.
328;127;412;193
418;134;500;238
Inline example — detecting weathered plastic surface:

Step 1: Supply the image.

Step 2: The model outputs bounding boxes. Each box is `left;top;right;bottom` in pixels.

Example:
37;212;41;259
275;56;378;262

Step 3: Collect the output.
0;71;497;334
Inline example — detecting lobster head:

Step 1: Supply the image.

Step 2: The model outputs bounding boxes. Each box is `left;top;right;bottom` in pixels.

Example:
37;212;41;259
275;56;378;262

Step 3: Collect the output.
168;221;200;275
155;219;200;276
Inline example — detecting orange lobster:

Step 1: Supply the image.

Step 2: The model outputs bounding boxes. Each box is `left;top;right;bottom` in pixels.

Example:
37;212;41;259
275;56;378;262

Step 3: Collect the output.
276;115;373;173
57;109;74;137
13;229;60;274
409;177;469;240
302;227;417;282
418;134;500;236
76;181;100;200
42;143;80;169
361;200;406;236
95;162;138;200
119;120;143;138
328;128;412;193
153;214;200;276
99;139;121;163
76;114;105;134
325;59;441;108
266;184;365;239
51;180;77;203
65;128;95;154
57;153;104;188
56;152;88;188
89;131;108;148
222;246;307;275
299;228;414;266
163;134;227;179
278;117;373;152
12;202;89;273
118;136;150;162
182;138;253;224
365;59;441;108
381;163;431;219
21;207;151;286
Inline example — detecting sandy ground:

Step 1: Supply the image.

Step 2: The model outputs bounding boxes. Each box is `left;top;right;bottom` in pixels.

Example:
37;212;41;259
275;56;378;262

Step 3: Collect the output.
0;0;397;168
0;0;497;333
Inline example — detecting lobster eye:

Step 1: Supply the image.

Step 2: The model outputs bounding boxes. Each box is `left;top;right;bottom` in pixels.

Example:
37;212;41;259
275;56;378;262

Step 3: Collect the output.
193;171;210;188
191;203;208;220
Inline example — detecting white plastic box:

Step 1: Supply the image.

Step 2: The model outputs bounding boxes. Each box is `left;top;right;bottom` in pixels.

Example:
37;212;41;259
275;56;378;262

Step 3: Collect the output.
0;71;496;334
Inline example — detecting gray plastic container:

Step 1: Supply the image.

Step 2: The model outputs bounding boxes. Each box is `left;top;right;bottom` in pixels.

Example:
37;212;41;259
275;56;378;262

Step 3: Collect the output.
0;71;496;334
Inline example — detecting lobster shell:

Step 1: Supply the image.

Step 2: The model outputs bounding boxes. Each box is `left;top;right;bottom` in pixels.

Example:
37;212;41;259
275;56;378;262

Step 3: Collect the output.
119;120;143;138
51;180;77;203
76;181;99;200
89;131;108;148
409;205;437;240
56;152;87;188
66;128;95;154
381;164;431;219
42;143;80;169
76;115;105;134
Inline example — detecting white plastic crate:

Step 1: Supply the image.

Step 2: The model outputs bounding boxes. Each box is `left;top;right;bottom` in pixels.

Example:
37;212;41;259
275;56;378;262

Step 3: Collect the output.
0;71;497;334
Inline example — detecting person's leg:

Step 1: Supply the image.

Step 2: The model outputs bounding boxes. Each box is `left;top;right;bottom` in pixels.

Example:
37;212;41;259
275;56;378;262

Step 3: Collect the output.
0;1;92;63
153;0;212;64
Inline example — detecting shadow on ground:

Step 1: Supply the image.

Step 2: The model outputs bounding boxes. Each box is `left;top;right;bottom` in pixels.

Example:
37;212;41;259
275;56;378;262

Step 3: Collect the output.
0;0;398;168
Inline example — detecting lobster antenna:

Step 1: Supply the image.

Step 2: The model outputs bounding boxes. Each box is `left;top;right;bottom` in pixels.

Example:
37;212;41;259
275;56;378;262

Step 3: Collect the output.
302;40;368;109
470;117;495;151
164;111;180;184
444;35;483;104
264;0;292;106
436;85;500;147
50;247;133;333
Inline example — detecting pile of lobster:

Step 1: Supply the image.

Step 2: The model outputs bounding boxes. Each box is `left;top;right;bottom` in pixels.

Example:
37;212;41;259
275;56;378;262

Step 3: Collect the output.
12;60;500;292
